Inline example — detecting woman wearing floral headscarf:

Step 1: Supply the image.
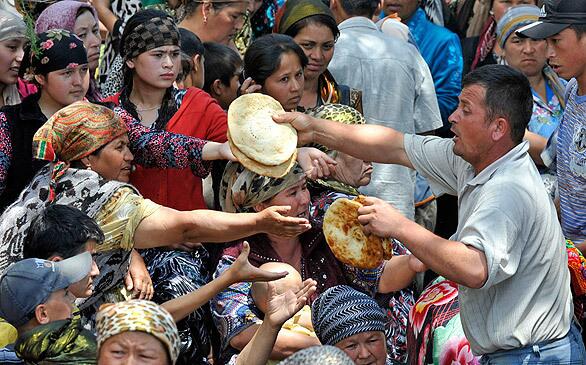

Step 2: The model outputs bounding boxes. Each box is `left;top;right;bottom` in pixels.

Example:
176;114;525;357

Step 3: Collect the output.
0;101;312;330
212;162;425;363
35;0;103;102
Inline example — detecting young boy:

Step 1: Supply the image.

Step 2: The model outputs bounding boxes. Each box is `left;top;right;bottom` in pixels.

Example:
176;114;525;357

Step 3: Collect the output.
519;1;586;252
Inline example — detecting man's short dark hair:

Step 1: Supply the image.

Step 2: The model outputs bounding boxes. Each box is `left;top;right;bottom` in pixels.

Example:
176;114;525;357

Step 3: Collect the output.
337;0;379;19
570;24;586;38
23;205;104;260
462;65;533;144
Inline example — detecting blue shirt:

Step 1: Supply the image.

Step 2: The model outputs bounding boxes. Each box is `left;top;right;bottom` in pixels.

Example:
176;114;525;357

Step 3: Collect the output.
407;8;463;127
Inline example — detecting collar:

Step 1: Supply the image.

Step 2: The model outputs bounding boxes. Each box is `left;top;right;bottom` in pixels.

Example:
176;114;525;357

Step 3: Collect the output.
338;16;379;31
18;92;45;123
466;141;529;186
406;8;427;29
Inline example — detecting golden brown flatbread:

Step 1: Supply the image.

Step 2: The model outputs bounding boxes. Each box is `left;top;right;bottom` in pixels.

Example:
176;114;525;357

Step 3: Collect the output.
323;196;393;269
228;94;297;166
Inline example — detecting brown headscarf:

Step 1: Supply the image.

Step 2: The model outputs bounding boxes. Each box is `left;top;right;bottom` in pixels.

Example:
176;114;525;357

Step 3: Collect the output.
273;0;334;34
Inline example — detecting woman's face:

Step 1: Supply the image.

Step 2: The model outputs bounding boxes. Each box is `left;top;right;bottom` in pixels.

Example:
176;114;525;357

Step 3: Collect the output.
503;34;547;78
336;331;387;365
98;331;170;365
128;45;181;90
206;2;247;45
293;23;335;82
37;63;90;108
260;178;310;220
85;134;134;183
73;10;101;72
0;37;26;87
262;51;304;111
333;152;373;188
492;0;536;22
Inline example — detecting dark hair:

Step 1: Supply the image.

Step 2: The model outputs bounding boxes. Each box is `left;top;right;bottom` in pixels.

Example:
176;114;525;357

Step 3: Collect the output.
183;0;239;18
177;28;205;82
570;24;586;38
462;64;532;144
244;34;308;86
203;42;242;92
23;205;105;260
119;9;178;130
337;0;379;18
284;14;340;40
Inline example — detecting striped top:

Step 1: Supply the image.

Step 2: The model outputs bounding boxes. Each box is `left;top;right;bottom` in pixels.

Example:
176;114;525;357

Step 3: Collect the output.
557;79;586;242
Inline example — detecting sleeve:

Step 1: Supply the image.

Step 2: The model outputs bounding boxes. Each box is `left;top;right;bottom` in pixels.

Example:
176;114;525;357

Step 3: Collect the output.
117;107;212;178
212;255;262;351
403;134;461;196
412;49;443;134
457;190;523;289
0;112;11;196
431;34;463;126
343;262;384;296
94;187;161;252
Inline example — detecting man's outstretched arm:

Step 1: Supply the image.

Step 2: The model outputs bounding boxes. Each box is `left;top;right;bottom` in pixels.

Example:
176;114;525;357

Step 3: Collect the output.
274;112;414;168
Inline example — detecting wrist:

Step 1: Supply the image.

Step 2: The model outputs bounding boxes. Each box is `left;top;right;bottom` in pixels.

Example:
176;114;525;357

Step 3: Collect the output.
201;142;215;161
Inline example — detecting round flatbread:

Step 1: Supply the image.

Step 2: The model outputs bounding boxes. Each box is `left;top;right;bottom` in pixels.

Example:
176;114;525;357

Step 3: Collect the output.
228;131;298;178
323;197;393;269
228;94;298;166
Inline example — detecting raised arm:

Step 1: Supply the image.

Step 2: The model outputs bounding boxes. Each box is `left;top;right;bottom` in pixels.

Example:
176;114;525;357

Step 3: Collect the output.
235;279;317;365
162;242;288;322
133;205;312;249
273;112;413;168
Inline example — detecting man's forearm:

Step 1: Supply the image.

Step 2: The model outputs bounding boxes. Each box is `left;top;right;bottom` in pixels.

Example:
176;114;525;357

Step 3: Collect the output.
312;120;412;167
393;217;488;288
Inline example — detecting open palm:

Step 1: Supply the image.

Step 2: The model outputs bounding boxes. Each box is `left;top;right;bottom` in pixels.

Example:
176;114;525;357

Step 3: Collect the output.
264;279;317;327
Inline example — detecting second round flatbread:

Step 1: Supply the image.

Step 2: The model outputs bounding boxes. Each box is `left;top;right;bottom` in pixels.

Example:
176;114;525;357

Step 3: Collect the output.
228;94;298;166
323;197;393;269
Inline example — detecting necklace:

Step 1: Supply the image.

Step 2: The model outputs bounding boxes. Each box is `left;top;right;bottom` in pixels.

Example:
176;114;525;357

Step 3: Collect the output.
129;96;161;112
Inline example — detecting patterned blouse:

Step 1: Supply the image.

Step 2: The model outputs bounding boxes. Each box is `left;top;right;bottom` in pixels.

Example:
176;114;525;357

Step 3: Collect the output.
0;105;211;199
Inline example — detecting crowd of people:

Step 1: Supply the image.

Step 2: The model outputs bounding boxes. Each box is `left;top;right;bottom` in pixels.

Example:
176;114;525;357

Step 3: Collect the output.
0;0;585;364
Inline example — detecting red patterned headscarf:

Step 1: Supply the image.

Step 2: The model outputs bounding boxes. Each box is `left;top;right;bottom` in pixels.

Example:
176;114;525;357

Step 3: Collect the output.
33;101;128;200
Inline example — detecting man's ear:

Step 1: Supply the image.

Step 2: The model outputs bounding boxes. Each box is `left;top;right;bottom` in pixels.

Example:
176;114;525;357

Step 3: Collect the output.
34;304;50;325
34;74;46;87
491;117;509;142
126;58;135;69
192;54;202;73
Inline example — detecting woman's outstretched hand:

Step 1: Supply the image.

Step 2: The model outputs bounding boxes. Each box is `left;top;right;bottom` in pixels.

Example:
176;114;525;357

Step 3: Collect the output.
297;147;336;179
225;242;289;284
264;278;317;328
257;206;312;237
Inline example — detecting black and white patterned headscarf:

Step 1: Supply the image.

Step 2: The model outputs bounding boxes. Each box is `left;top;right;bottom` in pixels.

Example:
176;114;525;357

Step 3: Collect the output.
121;15;180;59
312;285;386;346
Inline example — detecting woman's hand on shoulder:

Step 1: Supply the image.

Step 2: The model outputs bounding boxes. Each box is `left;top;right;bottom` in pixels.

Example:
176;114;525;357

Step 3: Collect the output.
225;241;288;284
297;147;336;180
256;206;311;237
239;77;262;96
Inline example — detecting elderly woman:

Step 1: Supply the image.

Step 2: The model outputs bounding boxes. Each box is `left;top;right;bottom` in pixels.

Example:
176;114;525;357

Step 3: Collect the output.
35;0;103;102
212;162;425;363
312;285;390;365
0;9;27;107
274;0;362;113
0;101;311;329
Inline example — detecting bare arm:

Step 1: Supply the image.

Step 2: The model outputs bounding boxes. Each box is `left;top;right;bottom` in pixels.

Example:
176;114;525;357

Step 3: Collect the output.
92;0;117;33
273;112;414;168
133;206;311;249
162;242;288;322
358;197;488;289
235;280;317;364
524;129;547;166
378;255;426;293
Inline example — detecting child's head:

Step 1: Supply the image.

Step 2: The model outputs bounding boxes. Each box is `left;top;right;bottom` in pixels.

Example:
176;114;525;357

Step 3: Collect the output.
251;262;302;313
203;42;242;110
23;204;103;298
177;28;205;89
